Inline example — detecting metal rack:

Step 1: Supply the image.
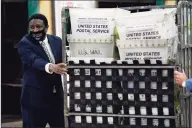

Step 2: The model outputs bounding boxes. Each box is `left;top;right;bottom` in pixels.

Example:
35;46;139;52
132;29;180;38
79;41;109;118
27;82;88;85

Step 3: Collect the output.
67;60;176;128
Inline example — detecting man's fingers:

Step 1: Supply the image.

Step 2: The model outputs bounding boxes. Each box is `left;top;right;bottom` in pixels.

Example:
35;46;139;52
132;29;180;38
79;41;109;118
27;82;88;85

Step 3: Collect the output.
56;70;67;75
58;68;68;75
175;79;179;83
174;71;180;76
62;68;68;73
57;63;67;67
56;64;67;69
54;66;68;75
174;72;183;79
175;75;179;79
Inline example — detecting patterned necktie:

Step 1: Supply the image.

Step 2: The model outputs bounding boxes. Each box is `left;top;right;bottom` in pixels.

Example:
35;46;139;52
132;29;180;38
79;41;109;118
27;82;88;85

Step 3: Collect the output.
41;41;55;64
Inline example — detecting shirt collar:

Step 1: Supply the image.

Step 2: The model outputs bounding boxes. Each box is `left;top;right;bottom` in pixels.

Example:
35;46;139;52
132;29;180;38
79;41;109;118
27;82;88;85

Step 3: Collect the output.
39;36;48;44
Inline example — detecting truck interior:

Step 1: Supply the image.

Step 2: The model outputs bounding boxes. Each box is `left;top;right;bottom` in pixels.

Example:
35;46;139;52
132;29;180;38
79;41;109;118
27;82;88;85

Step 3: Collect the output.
2;1;28;116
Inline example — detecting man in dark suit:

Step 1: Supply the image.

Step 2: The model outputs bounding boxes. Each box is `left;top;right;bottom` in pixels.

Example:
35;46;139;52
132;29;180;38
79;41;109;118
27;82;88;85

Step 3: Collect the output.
18;13;67;127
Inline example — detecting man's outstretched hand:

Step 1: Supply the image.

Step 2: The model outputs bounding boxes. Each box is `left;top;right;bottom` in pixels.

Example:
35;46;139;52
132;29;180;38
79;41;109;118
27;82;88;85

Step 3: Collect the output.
49;63;68;75
174;71;187;86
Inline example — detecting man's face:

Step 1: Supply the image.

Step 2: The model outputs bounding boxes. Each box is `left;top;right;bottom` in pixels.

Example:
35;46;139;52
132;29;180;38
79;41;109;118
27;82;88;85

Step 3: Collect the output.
29;19;48;41
29;19;46;32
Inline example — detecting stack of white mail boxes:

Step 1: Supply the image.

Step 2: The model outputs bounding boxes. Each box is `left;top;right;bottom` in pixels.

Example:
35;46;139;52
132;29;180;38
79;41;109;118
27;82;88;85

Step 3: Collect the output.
115;8;179;63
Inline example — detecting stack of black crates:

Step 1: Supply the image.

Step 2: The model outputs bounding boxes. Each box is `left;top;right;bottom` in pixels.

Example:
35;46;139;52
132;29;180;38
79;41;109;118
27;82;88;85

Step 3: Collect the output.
68;60;175;128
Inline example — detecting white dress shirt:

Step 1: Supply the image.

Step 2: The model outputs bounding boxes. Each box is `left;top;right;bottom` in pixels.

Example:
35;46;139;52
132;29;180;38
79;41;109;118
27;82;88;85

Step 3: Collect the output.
182;81;186;87
39;36;55;74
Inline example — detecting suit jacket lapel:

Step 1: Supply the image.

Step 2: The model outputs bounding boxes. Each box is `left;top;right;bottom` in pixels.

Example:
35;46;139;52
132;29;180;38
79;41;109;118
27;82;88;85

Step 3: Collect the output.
26;34;50;61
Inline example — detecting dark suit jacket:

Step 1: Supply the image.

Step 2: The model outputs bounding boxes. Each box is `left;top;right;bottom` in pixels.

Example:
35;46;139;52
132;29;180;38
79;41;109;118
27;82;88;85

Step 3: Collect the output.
18;34;64;109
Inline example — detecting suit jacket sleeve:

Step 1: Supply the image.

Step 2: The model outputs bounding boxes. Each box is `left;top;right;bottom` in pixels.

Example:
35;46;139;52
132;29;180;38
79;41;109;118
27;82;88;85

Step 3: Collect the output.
18;40;49;72
186;78;192;92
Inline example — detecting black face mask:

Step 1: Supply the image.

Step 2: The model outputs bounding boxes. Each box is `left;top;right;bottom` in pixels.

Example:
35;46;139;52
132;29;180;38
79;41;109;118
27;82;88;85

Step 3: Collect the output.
30;29;46;41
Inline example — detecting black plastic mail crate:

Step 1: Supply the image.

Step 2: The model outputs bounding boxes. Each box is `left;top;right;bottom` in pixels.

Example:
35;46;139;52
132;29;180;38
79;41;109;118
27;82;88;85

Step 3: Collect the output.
68;60;176;128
